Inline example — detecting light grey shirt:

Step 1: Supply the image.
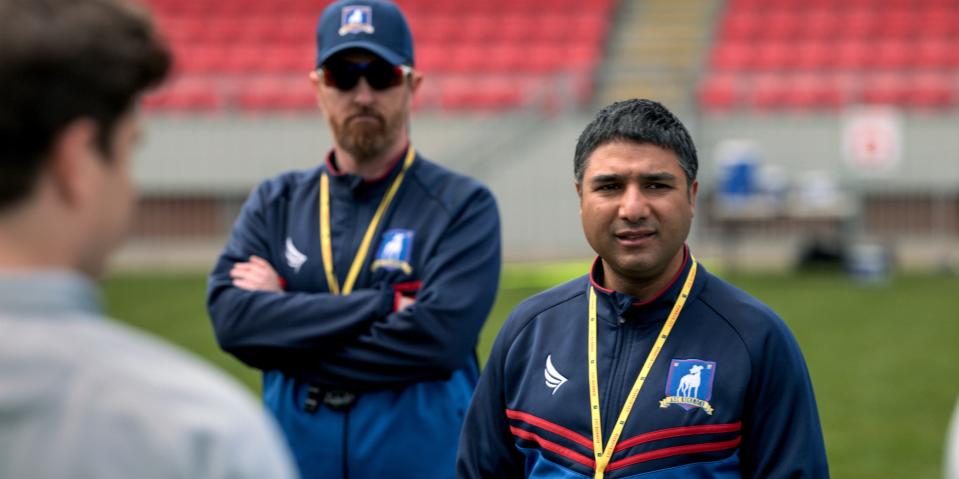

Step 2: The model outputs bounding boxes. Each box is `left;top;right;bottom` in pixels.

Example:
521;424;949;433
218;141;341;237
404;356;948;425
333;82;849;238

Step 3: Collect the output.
0;271;298;479
948;398;959;479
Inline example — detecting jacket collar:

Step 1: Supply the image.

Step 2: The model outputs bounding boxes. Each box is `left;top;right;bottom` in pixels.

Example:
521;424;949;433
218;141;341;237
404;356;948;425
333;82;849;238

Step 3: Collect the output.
323;144;411;195
588;245;693;324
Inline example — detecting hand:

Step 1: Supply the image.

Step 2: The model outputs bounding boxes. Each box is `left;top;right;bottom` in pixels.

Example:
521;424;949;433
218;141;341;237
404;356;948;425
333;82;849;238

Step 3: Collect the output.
231;255;283;293
397;294;416;311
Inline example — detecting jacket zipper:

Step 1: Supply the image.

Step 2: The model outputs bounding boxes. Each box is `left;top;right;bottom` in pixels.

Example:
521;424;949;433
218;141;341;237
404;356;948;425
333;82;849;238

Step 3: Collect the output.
603;315;628;445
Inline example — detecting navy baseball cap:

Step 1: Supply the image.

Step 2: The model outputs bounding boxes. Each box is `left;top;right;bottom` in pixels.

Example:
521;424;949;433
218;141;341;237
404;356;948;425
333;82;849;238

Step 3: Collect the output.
315;0;415;68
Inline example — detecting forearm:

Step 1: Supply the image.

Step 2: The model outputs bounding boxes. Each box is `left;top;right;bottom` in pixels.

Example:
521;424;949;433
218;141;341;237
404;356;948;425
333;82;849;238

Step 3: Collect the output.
207;281;392;370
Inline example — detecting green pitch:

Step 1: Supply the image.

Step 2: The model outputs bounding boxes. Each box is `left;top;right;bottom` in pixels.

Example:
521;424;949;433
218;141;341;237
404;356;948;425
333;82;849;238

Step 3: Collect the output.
103;263;959;479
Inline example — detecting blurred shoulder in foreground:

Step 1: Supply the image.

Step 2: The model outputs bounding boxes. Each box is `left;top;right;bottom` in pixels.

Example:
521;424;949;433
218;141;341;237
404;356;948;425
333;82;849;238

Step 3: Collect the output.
0;0;296;477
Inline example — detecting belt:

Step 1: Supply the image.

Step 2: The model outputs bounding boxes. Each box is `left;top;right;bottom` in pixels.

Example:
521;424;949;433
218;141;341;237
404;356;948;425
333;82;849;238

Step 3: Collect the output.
304;384;357;413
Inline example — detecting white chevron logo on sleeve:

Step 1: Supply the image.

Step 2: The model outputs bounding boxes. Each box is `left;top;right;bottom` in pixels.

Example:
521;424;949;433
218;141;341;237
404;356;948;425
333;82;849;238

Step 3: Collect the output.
544;354;568;395
284;237;307;273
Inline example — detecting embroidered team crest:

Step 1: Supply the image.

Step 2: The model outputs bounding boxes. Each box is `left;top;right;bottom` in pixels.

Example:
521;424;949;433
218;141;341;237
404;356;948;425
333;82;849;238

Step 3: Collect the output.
339;6;374;35
285;237;307;273
371;229;413;274
659;359;716;415
544;355;568;395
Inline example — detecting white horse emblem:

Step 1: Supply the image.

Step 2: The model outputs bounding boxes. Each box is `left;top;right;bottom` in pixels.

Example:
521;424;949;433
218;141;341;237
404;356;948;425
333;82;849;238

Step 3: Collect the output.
346;9;364;25
677;364;704;398
381;234;404;260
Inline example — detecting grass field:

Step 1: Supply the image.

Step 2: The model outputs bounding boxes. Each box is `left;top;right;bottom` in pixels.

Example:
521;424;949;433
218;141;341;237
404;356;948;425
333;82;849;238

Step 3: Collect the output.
103;263;959;479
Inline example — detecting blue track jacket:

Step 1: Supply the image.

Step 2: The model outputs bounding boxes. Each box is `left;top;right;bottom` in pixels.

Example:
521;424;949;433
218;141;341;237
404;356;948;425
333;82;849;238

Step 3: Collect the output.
457;249;828;478
208;147;501;479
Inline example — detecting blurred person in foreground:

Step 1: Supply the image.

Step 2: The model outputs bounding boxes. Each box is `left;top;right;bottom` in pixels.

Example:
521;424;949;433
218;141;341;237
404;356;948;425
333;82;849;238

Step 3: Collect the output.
0;0;297;477
948;398;959;479
457;99;828;478
206;0;501;477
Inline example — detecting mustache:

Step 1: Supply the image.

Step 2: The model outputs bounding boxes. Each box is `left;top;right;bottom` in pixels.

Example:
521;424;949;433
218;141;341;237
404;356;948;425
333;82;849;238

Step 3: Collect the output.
612;220;654;230
347;107;385;124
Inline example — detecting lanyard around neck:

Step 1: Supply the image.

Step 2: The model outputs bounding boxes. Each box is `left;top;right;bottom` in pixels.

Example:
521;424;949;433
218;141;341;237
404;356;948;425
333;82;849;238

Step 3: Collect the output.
319;147;415;295
587;258;698;479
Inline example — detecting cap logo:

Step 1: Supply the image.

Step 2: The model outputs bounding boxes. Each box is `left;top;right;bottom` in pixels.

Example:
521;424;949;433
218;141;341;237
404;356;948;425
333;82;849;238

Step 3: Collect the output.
339;6;374;35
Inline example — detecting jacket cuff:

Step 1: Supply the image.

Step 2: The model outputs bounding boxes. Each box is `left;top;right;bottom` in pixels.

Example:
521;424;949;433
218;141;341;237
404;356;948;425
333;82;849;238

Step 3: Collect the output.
390;281;422;313
378;284;396;316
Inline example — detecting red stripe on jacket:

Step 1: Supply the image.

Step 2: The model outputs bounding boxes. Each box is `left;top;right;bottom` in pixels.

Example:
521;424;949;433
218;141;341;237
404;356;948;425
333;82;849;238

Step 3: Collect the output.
509;426;596;469
607;436;742;472
506;409;593;450
614;422;742;452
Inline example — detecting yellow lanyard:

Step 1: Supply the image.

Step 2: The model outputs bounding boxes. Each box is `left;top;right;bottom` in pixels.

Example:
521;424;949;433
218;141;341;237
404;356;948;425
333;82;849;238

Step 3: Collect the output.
587;259;698;479
319;147;415;295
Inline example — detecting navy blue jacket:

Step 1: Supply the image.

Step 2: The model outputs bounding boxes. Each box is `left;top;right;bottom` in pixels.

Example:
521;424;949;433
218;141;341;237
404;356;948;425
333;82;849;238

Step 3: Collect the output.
457;249;828;478
208;148;501;479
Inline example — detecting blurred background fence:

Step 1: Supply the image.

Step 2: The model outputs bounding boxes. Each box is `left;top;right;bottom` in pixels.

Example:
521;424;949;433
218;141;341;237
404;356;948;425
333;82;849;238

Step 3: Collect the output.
122;0;959;273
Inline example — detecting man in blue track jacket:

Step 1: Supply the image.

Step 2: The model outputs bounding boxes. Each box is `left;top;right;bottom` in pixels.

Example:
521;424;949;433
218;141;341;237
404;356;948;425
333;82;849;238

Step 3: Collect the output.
207;1;501;477
457;99;828;478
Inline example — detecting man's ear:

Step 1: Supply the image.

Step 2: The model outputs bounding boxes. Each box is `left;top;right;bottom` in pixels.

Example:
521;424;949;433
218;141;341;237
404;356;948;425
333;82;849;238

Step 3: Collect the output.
309;70;326;110
49;119;98;208
689;180;699;213
409;69;424;96
575;181;584;215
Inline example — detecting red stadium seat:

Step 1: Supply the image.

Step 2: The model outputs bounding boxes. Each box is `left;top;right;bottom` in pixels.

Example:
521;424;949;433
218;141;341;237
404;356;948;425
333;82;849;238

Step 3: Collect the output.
761;11;802;42
720;12;760;42
173;45;226;74
222;45;270;74
747;74;790;111
538;14;571;44
144;78;222;112
839;10;876;40
698;74;740;113
416;44;444;73
566;44;600;72
835;41;871;71
907;73;955;109
782;74;845;110
915;40;953;69
754;42;792;72
860;74;909;105
146;0;610;112
523;44;563;74
702;0;959;112
487;44;526;73
873;40;913;71
711;42;752;72
918;8;958;39
878;10;920;39
237;78;316;112
461;16;498;44
802;10;841;40
445;45;486;74
570;15;606;45
439;77;526;111
498;16;531;44
793;41;833;71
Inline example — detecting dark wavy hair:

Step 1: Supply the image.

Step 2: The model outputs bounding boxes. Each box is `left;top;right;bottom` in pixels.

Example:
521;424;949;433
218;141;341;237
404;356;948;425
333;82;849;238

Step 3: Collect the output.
574;99;698;187
0;0;170;210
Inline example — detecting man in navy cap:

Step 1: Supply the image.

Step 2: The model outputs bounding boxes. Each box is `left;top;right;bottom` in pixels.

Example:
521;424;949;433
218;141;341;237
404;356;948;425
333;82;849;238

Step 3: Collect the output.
207;1;502;478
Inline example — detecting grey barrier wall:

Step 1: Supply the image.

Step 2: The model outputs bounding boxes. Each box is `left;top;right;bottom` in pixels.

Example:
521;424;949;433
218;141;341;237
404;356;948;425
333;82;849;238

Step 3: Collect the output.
131;112;959;268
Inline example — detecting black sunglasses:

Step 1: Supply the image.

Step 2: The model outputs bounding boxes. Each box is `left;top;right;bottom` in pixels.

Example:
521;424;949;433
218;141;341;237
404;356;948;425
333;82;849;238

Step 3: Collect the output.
321;59;412;91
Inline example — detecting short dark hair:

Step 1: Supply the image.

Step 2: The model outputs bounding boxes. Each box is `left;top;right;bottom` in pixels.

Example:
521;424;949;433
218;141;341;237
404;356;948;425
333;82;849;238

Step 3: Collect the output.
0;0;170;210
574;99;698;186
